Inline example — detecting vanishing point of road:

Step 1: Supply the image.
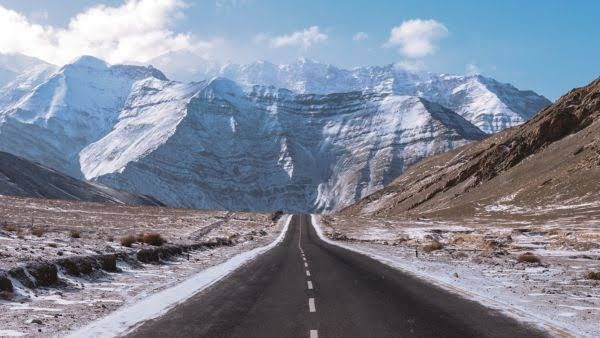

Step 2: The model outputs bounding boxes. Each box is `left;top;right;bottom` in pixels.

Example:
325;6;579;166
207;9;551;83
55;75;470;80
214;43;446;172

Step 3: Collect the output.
128;214;547;338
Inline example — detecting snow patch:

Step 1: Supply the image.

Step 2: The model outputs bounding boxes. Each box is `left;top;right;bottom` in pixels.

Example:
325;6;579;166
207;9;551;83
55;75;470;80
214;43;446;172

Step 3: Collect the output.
67;215;292;338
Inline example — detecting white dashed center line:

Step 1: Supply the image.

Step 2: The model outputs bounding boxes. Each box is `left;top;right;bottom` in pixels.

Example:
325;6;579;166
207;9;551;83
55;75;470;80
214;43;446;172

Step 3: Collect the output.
299;218;318;336
308;298;316;312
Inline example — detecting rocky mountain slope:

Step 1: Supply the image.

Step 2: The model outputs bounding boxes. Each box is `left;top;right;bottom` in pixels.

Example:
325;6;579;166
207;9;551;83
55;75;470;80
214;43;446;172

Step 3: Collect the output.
341;76;600;220
0;150;160;205
169;58;551;134
0;56;167;178
0;56;485;212
83;78;485;212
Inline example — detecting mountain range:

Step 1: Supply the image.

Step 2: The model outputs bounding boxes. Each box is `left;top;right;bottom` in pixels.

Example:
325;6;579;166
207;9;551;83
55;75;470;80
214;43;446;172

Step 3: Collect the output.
150;55;551;134
0;54;550;212
342;75;600;220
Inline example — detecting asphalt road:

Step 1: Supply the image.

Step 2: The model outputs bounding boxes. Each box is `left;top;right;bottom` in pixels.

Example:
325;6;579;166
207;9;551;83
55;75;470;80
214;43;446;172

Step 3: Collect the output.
128;214;548;338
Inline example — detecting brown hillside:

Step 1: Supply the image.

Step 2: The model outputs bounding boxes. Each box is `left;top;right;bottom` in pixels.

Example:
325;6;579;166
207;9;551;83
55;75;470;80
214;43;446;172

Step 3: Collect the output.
341;76;600;221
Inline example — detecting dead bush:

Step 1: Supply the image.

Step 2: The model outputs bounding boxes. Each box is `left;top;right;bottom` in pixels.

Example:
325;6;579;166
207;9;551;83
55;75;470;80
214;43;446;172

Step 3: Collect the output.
142;233;166;246
423;241;444;253
136;233;145;243
2;222;18;232
517;252;541;264
47;242;58;248
586;271;600;280
31;227;45;237
70;230;81;239
120;235;137;247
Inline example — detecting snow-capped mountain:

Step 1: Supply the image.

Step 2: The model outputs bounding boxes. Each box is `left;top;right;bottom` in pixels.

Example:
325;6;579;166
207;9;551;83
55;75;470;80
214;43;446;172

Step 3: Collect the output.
0;56;485;212
184;59;550;134
0;56;167;177
0;53;55;88
82;78;485;212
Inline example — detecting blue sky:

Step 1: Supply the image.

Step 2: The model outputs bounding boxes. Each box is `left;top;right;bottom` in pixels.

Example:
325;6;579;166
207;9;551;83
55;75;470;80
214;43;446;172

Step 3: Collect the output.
0;0;598;99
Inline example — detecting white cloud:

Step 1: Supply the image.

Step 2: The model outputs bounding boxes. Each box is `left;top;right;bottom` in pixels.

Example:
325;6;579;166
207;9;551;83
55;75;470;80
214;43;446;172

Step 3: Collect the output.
394;60;426;72
466;63;480;75
269;26;328;49
352;32;369;41
0;0;216;65
386;19;448;58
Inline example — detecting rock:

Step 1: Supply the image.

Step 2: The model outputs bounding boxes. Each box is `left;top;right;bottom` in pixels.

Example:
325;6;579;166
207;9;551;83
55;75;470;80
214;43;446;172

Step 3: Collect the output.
0;271;13;293
27;263;58;287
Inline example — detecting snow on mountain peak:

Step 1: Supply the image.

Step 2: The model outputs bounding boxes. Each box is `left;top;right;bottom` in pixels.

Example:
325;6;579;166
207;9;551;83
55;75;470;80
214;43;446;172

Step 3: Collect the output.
68;55;108;69
0;55;546;212
177;59;550;134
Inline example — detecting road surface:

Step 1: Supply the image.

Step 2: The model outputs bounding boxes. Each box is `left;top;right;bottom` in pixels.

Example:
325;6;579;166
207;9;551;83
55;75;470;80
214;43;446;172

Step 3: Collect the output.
128;215;547;338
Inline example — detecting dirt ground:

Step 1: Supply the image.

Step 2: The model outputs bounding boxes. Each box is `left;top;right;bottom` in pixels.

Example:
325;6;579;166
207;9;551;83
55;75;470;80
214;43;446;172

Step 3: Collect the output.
0;195;282;337
321;215;600;337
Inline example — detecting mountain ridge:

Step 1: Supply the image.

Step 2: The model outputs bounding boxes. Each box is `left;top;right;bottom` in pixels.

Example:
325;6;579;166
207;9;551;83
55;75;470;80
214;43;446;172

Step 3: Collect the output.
149;55;551;134
340;75;600;219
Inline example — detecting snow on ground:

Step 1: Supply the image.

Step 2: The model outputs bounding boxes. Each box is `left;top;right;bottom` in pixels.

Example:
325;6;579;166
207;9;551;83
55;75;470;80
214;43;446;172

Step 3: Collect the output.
0;196;283;337
69;215;291;337
315;215;600;337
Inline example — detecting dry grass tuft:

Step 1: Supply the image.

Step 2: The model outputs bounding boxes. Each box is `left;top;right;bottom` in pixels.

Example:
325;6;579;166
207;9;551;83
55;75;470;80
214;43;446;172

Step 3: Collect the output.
142;233;166;246
517;252;541;264
1;222;18;232
31;227;45;237
423;241;444;253
120;235;137;247
70;230;81;239
586;271;600;280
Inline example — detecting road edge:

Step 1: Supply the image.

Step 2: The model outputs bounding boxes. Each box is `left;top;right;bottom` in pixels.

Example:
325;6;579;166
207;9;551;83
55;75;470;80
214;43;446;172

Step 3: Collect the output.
310;214;578;338
67;215;293;338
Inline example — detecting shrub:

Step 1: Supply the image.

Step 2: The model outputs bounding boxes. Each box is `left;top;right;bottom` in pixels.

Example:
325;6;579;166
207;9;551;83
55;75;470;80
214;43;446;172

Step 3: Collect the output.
47;243;58;248
70;230;81;239
31;227;45;237
517;252;541;264
423;241;444;253
2;222;18;232
120;235;137;247
586;271;600;280
136;233;145;243
142;233;166;246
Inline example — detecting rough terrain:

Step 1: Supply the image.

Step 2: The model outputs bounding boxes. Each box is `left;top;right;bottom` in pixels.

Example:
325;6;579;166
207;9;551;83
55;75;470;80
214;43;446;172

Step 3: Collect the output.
0;195;280;337
319;215;600;337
